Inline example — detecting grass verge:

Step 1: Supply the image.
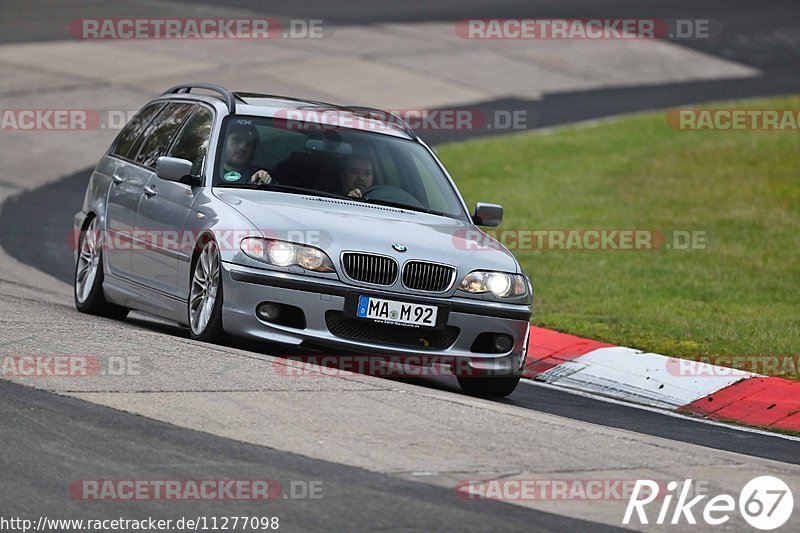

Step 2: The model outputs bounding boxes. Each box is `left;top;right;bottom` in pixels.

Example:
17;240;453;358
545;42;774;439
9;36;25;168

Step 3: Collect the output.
437;95;800;373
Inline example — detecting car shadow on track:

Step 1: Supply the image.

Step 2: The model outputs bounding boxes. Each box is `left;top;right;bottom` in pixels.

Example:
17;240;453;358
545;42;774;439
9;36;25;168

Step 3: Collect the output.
125;311;500;399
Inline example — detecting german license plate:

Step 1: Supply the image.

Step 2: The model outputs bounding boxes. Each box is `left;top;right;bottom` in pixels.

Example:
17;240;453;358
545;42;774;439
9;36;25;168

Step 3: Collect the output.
356;295;438;328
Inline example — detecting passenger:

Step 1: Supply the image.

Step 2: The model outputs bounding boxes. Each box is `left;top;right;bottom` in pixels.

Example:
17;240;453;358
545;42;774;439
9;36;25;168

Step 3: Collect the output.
221;120;273;185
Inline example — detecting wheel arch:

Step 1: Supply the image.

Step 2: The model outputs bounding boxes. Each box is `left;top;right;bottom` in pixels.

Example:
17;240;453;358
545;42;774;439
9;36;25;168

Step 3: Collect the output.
190;231;218;271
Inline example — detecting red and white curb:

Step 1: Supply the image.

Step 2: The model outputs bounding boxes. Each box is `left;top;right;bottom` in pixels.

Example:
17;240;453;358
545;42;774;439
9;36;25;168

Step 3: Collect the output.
524;326;800;432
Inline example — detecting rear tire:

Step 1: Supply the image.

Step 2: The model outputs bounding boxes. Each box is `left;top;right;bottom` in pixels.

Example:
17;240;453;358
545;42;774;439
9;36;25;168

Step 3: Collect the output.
458;375;521;398
74;216;129;320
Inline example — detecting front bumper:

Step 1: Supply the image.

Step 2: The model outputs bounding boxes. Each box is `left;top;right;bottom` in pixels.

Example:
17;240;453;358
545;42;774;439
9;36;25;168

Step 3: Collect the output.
220;262;531;374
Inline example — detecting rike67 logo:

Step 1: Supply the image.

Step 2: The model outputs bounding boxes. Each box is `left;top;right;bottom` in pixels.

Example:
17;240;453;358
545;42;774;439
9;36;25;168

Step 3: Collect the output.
624;476;793;530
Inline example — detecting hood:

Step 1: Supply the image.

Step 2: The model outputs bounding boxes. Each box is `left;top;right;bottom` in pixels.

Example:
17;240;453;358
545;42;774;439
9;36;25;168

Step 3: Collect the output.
215;189;519;274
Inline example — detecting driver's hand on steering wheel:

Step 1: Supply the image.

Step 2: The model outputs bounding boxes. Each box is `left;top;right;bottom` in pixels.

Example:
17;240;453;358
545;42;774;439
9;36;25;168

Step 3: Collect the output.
347;188;363;198
249;169;273;186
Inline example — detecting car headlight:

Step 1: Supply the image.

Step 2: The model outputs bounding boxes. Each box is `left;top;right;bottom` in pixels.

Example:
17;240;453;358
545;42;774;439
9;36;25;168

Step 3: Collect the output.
458;271;528;298
240;238;335;272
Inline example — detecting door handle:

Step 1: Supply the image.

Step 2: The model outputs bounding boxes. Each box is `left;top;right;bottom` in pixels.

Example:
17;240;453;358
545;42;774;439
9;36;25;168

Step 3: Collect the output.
111;173;124;184
143;185;157;197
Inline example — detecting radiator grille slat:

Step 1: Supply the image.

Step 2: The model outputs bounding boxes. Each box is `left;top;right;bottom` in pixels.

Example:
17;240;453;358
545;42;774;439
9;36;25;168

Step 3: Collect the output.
342;253;398;286
402;261;456;292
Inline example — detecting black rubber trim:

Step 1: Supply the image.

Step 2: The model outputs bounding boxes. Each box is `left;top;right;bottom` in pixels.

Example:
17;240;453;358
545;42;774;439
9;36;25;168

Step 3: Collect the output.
230;269;348;296
450;302;531;321
228;268;531;321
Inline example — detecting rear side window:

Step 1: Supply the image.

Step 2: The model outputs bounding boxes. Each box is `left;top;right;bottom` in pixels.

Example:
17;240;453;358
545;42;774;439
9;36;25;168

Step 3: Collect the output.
134;103;194;169
110;103;163;159
168;107;213;176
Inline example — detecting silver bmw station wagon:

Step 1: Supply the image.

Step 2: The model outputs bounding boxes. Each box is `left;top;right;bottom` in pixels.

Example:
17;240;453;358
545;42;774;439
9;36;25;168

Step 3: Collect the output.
74;83;532;397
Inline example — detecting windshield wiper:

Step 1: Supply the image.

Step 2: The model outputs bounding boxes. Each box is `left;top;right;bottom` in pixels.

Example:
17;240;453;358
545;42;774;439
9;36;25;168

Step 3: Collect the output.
215;182;352;201
362;197;449;217
260;183;354;200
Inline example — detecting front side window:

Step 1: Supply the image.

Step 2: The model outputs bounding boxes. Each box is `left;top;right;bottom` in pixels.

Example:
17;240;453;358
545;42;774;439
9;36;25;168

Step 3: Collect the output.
134;103;194;169
213;116;467;219
168;107;213;175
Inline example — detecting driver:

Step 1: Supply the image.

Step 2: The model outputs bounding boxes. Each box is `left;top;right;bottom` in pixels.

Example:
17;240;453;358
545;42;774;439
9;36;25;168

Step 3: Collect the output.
339;155;373;198
221;119;274;185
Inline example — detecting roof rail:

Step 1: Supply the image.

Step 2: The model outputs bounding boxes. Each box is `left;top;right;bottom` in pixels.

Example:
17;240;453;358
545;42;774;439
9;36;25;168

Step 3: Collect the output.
162;83;237;114
343;106;417;138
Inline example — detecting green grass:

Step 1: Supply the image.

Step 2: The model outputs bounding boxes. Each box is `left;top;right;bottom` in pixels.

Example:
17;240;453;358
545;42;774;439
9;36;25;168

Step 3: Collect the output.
437;95;800;364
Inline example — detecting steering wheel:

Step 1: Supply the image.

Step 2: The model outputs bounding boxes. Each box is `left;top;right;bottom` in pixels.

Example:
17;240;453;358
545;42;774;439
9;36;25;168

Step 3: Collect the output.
360;185;424;207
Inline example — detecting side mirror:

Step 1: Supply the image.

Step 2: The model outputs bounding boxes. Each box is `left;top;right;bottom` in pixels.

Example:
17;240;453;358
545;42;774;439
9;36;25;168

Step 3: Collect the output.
472;202;503;227
156;156;197;185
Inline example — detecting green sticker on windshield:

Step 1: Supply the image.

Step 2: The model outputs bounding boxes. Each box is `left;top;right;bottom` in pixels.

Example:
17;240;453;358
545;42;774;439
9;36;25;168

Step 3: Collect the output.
223;171;241;182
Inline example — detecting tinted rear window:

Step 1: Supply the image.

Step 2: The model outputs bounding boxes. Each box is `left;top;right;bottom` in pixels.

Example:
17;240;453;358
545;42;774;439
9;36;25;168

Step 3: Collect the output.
110;103;164;159
135;103;194;169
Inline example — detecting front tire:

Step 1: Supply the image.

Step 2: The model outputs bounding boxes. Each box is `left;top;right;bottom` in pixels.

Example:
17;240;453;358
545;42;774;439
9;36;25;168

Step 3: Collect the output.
74;216;129;319
458;375;521;398
188;239;226;342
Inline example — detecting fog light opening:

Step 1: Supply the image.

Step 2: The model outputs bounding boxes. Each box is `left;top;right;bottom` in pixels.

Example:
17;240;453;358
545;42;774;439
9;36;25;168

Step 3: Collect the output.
256;303;281;322
470;332;515;354
493;334;514;353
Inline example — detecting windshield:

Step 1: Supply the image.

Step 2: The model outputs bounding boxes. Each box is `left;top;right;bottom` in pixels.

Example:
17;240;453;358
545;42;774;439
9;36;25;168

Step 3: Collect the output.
213;115;467;219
